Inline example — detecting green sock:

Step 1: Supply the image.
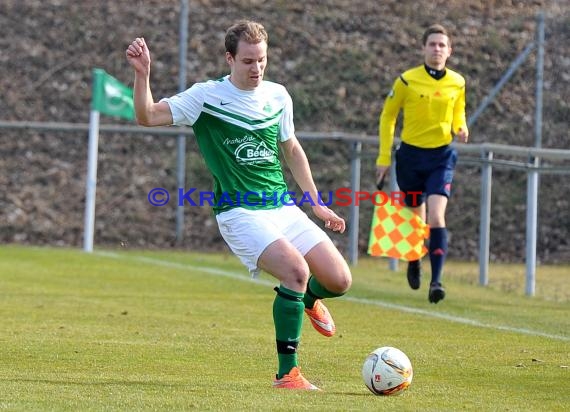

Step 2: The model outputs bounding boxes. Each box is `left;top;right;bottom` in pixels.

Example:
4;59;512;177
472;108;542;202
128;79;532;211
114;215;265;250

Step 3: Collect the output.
273;286;304;379
302;275;346;309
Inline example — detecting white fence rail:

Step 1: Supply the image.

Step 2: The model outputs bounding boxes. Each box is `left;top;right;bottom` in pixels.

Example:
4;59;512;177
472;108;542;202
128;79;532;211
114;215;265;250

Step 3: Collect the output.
2;120;570;296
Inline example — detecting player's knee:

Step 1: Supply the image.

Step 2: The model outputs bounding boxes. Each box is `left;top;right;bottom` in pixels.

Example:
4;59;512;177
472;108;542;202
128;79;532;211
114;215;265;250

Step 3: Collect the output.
328;270;352;295
284;265;311;289
332;259;353;294
335;278;351;295
428;212;446;227
339;271;352;293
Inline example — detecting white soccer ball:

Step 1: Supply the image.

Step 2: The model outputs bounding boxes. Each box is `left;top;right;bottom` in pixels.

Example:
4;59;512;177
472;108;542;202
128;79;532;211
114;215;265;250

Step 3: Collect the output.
362;346;413;396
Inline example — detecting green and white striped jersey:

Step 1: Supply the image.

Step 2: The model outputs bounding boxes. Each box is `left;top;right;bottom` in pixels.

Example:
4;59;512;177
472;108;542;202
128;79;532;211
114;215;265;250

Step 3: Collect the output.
163;75;295;214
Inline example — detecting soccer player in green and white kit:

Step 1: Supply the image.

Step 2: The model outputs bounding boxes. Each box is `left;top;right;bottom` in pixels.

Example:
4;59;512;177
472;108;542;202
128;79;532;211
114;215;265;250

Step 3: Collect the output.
126;20;352;390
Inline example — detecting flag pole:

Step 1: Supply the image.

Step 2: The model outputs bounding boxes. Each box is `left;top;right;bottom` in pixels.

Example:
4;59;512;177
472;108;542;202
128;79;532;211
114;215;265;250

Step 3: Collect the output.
83;109;100;252
83;68;134;252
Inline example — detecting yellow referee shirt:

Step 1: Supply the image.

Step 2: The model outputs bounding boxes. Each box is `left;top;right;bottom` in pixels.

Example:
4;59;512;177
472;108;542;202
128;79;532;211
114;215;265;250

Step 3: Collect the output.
376;65;468;166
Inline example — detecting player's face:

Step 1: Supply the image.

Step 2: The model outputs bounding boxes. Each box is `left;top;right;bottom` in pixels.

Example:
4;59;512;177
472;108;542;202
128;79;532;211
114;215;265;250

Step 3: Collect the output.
422;33;452;70
227;40;267;90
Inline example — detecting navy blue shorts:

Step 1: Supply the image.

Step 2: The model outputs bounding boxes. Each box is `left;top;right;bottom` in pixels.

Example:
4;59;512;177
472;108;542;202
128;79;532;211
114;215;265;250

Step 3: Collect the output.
395;142;458;207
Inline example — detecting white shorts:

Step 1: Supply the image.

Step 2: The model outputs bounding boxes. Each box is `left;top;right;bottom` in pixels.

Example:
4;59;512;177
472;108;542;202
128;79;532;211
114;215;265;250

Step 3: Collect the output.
215;206;330;278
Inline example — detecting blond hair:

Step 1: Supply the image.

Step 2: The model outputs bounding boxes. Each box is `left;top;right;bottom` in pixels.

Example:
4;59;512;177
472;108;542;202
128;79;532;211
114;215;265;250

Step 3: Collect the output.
225;20;268;56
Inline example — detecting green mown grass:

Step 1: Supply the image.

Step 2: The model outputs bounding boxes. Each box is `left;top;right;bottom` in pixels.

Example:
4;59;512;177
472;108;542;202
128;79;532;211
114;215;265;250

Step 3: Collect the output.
0;245;568;411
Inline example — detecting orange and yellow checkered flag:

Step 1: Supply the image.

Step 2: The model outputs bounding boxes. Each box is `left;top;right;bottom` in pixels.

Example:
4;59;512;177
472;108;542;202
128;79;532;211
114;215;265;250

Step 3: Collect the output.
367;194;429;261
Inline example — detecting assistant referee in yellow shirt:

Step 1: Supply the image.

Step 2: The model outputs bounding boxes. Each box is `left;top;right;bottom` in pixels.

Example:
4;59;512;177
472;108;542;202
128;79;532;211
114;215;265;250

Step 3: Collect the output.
376;24;469;304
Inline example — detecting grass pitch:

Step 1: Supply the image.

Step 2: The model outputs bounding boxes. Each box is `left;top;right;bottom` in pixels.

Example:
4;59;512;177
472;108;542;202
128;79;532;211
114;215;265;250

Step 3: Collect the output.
0;245;568;411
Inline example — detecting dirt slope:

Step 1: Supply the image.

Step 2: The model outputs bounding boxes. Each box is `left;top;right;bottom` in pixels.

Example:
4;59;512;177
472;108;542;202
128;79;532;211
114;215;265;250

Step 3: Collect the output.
1;0;569;262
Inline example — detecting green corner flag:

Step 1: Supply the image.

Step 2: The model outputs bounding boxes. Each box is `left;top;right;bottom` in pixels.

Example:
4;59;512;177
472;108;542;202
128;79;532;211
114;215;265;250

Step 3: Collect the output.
91;68;135;120
84;68;135;253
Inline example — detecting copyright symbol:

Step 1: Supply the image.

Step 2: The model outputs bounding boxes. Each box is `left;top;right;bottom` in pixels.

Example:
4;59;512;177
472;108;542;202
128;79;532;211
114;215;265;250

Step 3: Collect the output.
148;188;170;206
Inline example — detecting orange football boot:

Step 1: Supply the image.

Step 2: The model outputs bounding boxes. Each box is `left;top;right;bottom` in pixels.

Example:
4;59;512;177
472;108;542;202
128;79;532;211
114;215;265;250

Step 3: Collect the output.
272;367;320;390
304;299;336;337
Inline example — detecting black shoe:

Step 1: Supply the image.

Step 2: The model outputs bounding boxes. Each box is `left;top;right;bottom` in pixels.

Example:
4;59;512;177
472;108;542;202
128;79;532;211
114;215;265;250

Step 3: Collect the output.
428;282;446;303
406;261;421;290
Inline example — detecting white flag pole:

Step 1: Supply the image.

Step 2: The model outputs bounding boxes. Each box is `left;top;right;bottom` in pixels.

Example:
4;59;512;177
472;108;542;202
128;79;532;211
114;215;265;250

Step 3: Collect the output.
83;109;100;252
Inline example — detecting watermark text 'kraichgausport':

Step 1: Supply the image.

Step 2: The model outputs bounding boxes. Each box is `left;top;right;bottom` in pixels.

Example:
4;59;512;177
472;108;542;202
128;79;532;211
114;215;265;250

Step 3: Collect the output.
147;187;422;207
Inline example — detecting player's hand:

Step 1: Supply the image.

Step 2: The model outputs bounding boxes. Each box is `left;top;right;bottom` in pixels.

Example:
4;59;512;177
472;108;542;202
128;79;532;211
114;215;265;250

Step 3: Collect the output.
313;204;346;233
126;37;151;74
456;128;469;143
375;165;389;190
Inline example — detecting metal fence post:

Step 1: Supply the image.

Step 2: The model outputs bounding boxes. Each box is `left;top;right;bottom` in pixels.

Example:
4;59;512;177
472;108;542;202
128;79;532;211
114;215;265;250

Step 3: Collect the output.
479;150;493;286
526;163;539;296
388;157;399;271
525;11;545;297
175;0;189;245
348;141;362;265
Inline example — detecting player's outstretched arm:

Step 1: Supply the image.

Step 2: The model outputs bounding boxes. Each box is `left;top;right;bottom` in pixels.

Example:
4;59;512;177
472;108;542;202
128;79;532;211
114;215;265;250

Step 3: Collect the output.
125;37;173;127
